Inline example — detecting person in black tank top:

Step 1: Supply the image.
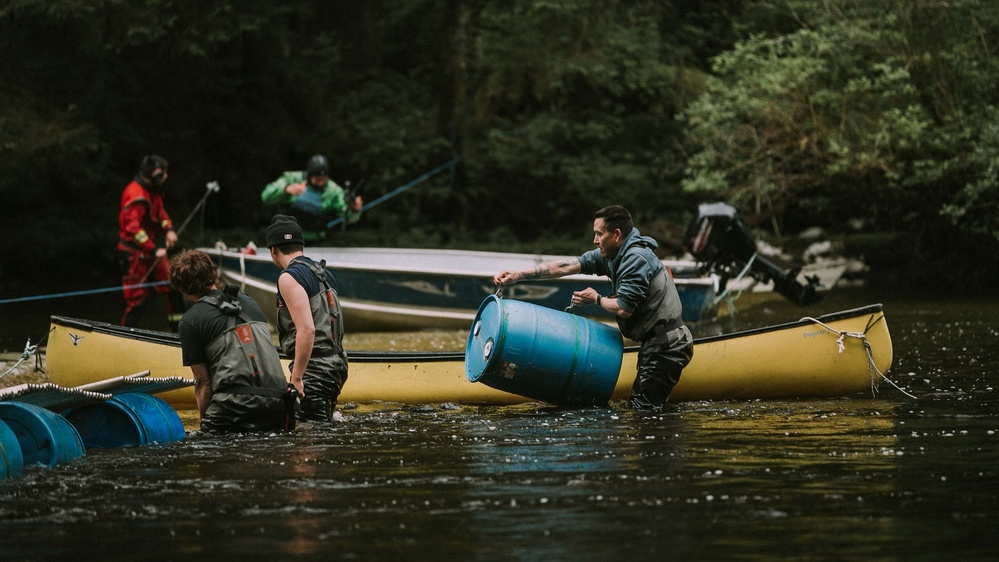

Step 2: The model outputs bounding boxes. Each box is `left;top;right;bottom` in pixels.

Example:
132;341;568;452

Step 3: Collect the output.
265;214;349;423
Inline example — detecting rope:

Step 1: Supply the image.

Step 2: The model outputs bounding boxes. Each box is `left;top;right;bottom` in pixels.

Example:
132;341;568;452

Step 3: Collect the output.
0;339;39;381
325;156;462;229
713;252;758;318
0;280;170;305
800;315;916;399
0;181;219;305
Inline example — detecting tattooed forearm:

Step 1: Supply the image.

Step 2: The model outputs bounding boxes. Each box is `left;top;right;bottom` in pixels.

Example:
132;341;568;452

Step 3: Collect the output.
521;259;578;280
554;259;575;270
521;264;550;280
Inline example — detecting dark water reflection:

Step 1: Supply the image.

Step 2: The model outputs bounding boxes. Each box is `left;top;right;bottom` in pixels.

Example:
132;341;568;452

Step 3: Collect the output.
3;290;999;560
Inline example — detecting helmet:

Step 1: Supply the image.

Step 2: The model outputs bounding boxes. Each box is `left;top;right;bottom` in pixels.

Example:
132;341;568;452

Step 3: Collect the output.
140;154;169;183
305;154;330;179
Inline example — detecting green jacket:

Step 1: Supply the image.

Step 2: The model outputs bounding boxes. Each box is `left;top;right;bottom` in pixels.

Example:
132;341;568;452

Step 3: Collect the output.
261;171;362;238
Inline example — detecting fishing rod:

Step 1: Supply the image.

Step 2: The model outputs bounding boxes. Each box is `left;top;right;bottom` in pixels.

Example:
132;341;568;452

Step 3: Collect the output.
340;178;367;231
324;155;462;230
133;181;221;287
173;181;221;238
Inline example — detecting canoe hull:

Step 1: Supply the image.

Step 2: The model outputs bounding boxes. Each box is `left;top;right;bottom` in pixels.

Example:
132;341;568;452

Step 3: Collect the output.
44;304;893;408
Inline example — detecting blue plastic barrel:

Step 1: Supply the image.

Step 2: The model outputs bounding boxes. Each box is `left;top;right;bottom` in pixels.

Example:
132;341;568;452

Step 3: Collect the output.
0;402;85;467
0;419;24;479
465;295;624;406
64;393;185;448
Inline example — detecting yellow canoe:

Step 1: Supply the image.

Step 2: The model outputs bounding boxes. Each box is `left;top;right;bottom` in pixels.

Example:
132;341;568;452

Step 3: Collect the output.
44;304;893;409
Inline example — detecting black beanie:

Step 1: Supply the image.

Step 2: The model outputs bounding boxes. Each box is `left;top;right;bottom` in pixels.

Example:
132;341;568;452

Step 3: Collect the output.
266;214;305;247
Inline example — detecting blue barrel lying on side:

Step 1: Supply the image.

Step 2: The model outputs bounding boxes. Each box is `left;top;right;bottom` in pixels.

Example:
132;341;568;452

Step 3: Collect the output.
465;295;624;406
0;402;85;467
0;419;24;479
63;393;185;448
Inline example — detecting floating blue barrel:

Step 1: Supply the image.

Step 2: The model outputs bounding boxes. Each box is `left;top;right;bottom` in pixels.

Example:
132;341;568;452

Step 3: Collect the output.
0;402;85;467
0;419;24;479
63;393;185;448
465;295;624;406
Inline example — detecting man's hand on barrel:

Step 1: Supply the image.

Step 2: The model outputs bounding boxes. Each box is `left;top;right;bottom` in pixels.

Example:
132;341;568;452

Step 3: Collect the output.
572;288;600;307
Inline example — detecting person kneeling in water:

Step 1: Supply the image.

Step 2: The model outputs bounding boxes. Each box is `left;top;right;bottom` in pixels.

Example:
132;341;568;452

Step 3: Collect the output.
171;250;297;433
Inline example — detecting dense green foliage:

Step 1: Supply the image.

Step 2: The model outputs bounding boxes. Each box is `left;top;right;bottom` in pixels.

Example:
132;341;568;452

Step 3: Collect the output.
2;0;997;296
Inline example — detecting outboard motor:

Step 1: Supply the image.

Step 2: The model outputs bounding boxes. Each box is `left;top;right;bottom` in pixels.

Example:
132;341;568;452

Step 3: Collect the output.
684;202;821;306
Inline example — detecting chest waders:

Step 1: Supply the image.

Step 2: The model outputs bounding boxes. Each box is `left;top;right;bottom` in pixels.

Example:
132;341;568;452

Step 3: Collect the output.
608;240;692;409
611;240;680;342
201;288;297;431
277;258;348;423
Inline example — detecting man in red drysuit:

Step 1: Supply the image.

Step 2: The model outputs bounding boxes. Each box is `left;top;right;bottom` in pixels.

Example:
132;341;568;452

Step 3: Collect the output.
117;154;181;328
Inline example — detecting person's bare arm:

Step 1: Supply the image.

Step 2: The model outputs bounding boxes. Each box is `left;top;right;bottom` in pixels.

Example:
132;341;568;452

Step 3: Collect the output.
189;363;212;419
493;258;581;286
278;272;314;397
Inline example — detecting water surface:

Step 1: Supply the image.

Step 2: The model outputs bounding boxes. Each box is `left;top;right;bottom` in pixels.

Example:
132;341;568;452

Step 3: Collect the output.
2;290;998;560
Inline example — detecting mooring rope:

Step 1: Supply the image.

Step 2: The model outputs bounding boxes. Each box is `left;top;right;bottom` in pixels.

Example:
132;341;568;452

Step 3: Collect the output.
800;315;916;399
0;339;40;381
0;280;170;305
712;252;760;318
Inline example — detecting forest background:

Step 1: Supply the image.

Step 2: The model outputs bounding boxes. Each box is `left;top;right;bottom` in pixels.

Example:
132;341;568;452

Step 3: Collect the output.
2;0;998;297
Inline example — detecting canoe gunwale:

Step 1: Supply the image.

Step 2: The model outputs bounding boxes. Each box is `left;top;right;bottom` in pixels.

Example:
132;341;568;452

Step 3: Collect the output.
694;303;886;345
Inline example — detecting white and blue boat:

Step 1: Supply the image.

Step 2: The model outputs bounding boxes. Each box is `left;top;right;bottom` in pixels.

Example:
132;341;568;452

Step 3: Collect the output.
201;246;721;331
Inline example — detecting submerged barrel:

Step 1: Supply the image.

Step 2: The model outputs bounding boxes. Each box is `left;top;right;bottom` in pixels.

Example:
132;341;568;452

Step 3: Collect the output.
0;419;24;479
64;393;185;448
0;402;85;467
465;295;624;406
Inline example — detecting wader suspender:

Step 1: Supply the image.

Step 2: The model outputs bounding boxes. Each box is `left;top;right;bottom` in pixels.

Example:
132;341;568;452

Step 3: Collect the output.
292;257;344;355
200;292;287;400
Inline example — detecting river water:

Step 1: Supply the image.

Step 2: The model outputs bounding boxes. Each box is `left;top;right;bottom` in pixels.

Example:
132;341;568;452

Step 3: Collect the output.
1;289;998;560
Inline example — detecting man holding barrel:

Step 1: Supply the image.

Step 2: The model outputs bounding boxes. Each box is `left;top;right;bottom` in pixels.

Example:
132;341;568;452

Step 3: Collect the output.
493;204;693;410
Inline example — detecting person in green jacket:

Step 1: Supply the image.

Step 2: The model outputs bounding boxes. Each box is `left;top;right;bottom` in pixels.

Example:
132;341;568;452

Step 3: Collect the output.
260;154;363;242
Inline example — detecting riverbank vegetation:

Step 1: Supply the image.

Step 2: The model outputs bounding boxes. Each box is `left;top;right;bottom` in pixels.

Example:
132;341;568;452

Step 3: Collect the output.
2;0;997;295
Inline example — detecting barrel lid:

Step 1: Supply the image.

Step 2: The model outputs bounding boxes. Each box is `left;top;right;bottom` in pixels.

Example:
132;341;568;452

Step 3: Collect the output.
464;295;504;382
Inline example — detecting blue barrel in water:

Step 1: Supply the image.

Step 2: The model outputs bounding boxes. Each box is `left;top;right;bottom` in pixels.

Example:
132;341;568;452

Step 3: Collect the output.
64;393;185;448
0;419;24;480
465;295;624;406
0;402;85;467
